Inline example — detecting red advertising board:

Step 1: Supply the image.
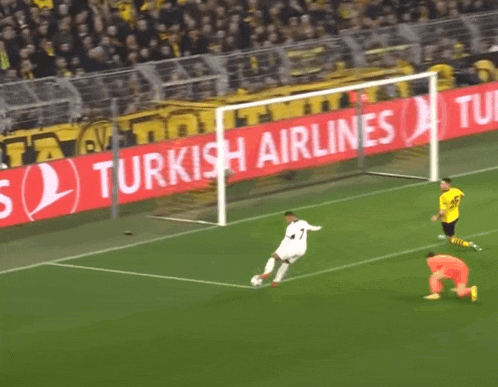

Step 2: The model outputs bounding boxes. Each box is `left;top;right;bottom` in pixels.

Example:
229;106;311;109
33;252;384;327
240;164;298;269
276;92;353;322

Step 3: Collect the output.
1;82;497;228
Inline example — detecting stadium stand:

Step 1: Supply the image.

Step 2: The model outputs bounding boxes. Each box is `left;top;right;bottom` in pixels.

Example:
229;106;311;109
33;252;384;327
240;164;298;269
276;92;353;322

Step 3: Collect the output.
0;0;495;82
0;0;497;140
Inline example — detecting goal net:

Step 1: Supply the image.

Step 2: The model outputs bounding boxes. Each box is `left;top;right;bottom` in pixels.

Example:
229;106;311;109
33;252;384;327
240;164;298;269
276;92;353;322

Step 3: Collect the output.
152;72;438;226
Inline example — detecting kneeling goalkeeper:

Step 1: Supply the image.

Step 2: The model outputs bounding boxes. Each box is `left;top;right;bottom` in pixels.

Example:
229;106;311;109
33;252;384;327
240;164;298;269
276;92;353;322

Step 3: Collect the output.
424;252;477;301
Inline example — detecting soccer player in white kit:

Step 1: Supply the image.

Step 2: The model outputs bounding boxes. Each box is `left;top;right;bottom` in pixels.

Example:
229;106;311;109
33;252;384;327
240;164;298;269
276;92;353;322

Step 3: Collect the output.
259;211;322;287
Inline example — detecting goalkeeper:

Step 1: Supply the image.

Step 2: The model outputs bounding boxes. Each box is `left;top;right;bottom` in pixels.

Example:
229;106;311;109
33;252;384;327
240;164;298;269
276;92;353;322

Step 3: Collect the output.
424;252;477;301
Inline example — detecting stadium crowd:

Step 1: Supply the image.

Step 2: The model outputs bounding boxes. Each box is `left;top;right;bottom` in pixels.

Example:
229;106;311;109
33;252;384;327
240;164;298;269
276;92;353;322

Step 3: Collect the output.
0;0;496;82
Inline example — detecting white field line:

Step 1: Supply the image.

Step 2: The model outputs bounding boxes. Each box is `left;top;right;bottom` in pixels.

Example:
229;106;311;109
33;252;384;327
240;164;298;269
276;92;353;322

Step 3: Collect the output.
46;227;498;290
147;215;217;225
45;262;253;289
1;164;497;276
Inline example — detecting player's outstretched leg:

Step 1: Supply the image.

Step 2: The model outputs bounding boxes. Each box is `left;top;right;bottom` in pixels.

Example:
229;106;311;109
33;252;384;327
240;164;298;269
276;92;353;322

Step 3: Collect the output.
448;236;481;251
259;255;277;280
271;262;290;287
448;236;470;247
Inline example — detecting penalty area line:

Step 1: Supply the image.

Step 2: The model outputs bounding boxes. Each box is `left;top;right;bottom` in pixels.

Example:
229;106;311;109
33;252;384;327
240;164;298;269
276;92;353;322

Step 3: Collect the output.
45;262;253;289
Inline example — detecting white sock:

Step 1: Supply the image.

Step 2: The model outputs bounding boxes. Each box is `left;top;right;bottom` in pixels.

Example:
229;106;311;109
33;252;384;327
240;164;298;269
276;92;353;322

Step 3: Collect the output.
274;263;290;283
263;258;275;275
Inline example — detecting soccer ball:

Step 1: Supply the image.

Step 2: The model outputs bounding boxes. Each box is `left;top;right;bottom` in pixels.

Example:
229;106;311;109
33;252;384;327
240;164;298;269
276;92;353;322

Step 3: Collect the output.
250;275;263;288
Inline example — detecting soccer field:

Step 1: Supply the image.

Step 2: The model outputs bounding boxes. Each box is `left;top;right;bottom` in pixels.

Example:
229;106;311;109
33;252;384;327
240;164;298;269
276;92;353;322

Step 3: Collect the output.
1;133;498;386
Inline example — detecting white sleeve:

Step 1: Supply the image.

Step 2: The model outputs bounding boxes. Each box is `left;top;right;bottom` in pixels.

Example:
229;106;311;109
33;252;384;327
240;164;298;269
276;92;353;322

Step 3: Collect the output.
304;221;321;231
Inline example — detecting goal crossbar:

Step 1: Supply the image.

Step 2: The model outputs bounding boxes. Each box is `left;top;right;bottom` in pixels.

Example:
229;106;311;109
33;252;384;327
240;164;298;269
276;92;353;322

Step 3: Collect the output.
217;72;438;112
212;72;439;226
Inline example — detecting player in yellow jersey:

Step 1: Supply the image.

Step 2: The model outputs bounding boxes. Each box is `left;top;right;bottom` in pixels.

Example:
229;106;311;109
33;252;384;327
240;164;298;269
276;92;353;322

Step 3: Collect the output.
431;178;481;251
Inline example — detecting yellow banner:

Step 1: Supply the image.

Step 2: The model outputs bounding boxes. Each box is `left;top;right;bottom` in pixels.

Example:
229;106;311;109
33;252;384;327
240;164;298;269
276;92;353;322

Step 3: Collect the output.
0;67;412;167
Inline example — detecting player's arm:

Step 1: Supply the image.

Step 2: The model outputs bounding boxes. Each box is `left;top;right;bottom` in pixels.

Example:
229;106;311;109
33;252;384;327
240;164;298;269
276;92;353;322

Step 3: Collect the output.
304;221;322;231
429;270;445;281
431;210;445;222
427;258;445;278
432;197;447;222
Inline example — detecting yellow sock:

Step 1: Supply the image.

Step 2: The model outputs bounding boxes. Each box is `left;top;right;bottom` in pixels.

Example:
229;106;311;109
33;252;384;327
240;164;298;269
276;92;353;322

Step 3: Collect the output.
450;237;470;248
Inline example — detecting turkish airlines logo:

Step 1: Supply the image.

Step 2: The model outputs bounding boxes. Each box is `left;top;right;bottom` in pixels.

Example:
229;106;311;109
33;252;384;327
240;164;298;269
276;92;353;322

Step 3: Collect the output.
400;94;447;147
21;159;80;221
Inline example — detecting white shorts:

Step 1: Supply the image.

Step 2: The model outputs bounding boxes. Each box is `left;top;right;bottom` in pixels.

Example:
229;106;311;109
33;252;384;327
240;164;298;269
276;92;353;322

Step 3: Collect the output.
275;248;305;264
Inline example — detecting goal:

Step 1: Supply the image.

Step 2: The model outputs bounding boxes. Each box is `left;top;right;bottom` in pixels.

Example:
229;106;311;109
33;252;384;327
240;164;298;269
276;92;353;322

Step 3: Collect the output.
215;72;438;226
154;72;439;227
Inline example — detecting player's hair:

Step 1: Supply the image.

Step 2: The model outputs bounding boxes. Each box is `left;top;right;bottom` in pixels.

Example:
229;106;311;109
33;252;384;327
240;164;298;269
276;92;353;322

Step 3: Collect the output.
441;178;452;184
426;252;436;258
284;211;296;217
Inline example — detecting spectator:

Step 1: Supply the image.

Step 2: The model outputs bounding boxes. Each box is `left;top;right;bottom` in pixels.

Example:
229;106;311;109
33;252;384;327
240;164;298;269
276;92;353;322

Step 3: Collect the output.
19;24;33;46
459;0;474;14
416;4;430;22
19;58;35;79
168;31;182;57
434;0;449;18
136;18;152;48
453;42;469;60
2;25;21;69
139;47;151;63
320;3;338;34
70;56;84;75
82;46;109;73
158;44;173;60
159;0;181;27
454;65;480;86
363;0;384;29
55;56;72;77
126;50;139;67
125;33;139;55
33;39;57;77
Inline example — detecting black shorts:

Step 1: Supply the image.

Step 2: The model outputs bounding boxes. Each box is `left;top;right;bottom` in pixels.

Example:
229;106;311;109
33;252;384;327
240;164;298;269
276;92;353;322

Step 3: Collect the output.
442;219;458;237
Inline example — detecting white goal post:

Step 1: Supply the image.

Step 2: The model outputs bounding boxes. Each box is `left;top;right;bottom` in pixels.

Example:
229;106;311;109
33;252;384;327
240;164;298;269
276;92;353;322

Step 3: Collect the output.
215;71;439;226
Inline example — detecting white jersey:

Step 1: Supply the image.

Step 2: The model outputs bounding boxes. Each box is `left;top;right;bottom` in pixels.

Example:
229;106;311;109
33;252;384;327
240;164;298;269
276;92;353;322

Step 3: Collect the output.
276;219;321;255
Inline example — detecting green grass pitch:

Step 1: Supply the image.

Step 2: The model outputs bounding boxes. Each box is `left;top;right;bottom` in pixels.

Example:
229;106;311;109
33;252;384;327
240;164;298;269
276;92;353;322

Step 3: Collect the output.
1;134;498;386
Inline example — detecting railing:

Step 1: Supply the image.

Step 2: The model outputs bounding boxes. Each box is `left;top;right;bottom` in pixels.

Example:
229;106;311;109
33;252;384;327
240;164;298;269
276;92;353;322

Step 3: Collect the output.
465;11;498;53
0;13;496;134
0;77;81;132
